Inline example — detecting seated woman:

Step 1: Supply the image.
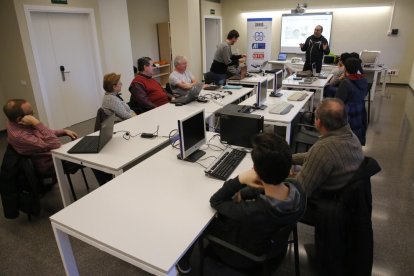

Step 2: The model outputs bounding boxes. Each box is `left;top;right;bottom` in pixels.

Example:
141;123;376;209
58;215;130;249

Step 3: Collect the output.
102;73;135;121
335;57;368;145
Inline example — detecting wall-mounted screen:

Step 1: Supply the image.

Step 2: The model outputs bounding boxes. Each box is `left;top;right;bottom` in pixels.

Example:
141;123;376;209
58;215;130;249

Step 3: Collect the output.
280;12;333;54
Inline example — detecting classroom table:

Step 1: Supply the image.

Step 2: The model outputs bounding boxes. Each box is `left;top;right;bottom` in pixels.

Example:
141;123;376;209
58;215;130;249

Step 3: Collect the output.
239;89;313;143
50;132;252;276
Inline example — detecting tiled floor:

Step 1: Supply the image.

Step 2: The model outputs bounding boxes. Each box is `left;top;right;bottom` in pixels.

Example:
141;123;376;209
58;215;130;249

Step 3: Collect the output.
0;85;413;275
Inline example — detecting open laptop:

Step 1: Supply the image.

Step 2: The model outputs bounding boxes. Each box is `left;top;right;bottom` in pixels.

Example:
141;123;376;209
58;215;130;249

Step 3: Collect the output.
68;114;115;154
171;82;204;105
278;53;287;61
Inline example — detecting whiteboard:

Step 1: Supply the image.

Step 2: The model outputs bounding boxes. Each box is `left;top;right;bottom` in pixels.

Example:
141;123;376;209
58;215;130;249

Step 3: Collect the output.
280;12;333;53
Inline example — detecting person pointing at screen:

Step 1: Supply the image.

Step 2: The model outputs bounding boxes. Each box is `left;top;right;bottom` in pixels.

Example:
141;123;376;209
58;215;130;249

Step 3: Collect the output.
300;25;330;73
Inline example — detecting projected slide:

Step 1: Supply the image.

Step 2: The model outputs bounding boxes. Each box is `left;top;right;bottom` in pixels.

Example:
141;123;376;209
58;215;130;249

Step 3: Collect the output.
281;12;332;53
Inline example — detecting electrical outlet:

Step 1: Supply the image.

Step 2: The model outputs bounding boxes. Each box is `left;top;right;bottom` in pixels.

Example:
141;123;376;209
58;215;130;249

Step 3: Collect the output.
387;69;399;76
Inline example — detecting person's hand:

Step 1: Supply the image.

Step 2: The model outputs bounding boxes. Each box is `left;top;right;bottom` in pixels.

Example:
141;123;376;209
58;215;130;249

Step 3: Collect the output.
323;43;328;50
18;115;40;126
299;43;304;48
64;129;78;140
238;169;263;188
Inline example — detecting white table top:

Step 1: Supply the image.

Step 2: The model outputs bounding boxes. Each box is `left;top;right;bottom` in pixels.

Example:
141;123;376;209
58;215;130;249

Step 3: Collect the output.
268;60;337;69
239;89;313;124
227;74;274;85
282;74;332;89
50;133;252;275
51;88;253;172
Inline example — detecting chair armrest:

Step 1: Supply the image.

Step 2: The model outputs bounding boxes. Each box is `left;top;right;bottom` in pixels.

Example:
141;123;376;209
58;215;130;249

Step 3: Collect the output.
205;234;267;262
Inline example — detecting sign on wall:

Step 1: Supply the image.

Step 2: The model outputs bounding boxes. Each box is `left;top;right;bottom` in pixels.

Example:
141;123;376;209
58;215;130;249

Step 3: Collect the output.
247;18;272;72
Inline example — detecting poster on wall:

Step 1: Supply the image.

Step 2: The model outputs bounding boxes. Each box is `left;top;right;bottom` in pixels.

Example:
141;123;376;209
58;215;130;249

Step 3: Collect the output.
247;18;272;72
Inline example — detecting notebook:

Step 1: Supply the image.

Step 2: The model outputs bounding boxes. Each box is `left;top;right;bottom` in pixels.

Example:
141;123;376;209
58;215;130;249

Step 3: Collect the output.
68;114;115;154
171;83;204;105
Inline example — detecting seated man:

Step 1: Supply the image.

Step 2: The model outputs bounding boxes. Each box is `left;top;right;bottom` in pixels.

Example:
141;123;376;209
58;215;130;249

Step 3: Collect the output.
177;133;306;274
128;57;170;114
335;57;368;145
168;55;197;96
292;98;364;218
3;99;77;176
323;52;350;97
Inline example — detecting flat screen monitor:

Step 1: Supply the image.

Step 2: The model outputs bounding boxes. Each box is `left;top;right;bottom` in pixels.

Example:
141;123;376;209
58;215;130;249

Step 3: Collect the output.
360;50;380;66
177;109;206;162
273;69;284;93
280;12;333;53
254;79;268;110
219;111;264;148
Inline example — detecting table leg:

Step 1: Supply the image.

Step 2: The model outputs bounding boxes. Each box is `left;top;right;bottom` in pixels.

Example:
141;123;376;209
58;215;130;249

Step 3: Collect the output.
53;156;73;207
370;70;378;101
52;224;80;276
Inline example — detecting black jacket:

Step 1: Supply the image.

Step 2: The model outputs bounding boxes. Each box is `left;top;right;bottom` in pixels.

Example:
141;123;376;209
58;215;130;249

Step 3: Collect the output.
314;157;381;276
207;177;306;269
0;145;42;219
301;35;330;73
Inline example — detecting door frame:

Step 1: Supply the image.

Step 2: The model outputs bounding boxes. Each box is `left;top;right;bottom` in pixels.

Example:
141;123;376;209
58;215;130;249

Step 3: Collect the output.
202;15;222;74
24;5;103;128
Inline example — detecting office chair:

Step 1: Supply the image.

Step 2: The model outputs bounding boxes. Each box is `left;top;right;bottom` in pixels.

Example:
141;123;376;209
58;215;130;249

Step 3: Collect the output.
203;72;215;84
200;223;301;276
299;157;381;276
291;111;319;153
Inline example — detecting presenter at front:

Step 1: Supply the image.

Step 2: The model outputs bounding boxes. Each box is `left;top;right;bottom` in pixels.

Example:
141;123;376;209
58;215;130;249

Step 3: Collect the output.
299;25;330;73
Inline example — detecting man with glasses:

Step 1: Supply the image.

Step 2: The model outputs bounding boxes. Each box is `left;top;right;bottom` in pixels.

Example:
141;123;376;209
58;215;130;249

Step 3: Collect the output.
3;99;77;176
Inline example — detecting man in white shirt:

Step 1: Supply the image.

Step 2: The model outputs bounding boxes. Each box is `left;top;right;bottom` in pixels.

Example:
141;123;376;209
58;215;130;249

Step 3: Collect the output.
168;56;197;96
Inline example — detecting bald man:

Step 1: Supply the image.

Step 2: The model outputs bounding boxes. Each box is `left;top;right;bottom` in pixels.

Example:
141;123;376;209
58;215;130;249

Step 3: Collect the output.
300;25;330;73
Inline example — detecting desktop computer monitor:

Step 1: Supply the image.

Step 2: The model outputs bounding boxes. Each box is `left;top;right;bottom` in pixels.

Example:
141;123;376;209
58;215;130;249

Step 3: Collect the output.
254;79;268;110
273;69;283;93
177;109;206;162
219;110;264;148
360;50;380;66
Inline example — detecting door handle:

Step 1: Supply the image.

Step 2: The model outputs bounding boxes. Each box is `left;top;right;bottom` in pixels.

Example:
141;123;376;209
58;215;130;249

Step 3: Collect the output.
59;65;70;81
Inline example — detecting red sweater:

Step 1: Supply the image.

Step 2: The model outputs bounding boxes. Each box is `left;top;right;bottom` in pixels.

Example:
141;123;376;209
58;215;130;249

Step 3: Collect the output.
129;74;169;109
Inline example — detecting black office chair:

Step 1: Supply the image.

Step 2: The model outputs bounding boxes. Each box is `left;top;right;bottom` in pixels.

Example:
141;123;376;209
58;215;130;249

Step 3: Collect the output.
200;223;301;276
204;72;215;84
291;111;319;153
299;157;381;276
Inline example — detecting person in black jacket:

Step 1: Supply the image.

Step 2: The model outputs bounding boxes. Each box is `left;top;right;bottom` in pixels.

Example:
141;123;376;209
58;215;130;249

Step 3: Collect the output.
300;25;330;73
176;133;306;274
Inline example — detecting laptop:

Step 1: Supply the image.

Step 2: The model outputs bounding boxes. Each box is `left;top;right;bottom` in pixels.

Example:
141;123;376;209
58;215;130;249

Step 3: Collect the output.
68;114;115;154
278;53;287;61
171;82;204;105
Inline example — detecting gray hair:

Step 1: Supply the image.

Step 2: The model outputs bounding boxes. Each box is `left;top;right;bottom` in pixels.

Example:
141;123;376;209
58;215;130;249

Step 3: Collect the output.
173;55;187;67
315;98;348;131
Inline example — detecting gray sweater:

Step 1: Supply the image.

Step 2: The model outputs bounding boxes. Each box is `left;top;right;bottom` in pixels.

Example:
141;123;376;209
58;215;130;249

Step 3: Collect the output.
292;124;364;196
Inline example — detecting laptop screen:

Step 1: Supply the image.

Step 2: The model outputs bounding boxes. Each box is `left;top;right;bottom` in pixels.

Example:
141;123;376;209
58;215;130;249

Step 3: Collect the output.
278;53;287;61
98;114;115;149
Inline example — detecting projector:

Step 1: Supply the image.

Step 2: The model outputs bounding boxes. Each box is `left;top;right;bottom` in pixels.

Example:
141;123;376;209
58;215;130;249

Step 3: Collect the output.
291;7;305;14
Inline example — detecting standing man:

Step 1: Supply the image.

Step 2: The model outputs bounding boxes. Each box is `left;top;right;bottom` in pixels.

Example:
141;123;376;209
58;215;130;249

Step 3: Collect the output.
168;55;197;97
209;29;246;85
300;25;330;73
128;57;170;114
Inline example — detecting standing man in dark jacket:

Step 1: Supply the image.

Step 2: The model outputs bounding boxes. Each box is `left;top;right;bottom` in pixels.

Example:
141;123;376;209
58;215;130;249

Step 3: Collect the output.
176;133;306;274
300;25;330;73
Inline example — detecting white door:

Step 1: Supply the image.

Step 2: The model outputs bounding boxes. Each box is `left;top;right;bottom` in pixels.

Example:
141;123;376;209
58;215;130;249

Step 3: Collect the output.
203;17;222;73
30;12;100;129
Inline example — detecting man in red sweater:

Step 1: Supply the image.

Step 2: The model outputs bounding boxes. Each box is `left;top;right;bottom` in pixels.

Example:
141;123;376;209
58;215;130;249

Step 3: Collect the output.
3;99;77;176
128;57;170;114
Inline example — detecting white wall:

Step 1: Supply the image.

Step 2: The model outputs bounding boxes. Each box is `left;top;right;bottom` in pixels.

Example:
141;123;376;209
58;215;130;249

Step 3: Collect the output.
220;0;414;84
127;0;169;65
98;0;134;101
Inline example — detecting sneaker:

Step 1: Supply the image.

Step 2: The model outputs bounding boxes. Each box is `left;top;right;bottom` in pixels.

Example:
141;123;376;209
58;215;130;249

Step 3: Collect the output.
176;259;191;274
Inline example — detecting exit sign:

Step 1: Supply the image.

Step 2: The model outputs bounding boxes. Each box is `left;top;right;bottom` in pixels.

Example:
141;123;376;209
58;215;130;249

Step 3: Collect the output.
52;0;68;4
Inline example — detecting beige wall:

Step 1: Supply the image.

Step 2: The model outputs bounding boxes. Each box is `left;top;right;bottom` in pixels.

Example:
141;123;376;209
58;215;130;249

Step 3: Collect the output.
221;0;414;84
169;0;202;80
0;0;35;130
127;0;169;65
410;60;414;90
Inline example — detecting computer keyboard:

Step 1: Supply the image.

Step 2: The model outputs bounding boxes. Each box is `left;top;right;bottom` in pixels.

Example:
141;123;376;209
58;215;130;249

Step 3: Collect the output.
205;148;246;180
238;105;252;114
288;92;307;101
269;101;294;115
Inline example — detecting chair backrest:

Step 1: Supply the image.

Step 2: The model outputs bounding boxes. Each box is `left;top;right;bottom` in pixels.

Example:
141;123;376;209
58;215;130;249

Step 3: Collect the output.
94;107;108;131
204;72;215;84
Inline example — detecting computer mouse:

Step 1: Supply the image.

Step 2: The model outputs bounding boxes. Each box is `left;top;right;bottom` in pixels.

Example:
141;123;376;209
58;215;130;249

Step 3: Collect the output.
175;102;183;106
225;90;233;95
